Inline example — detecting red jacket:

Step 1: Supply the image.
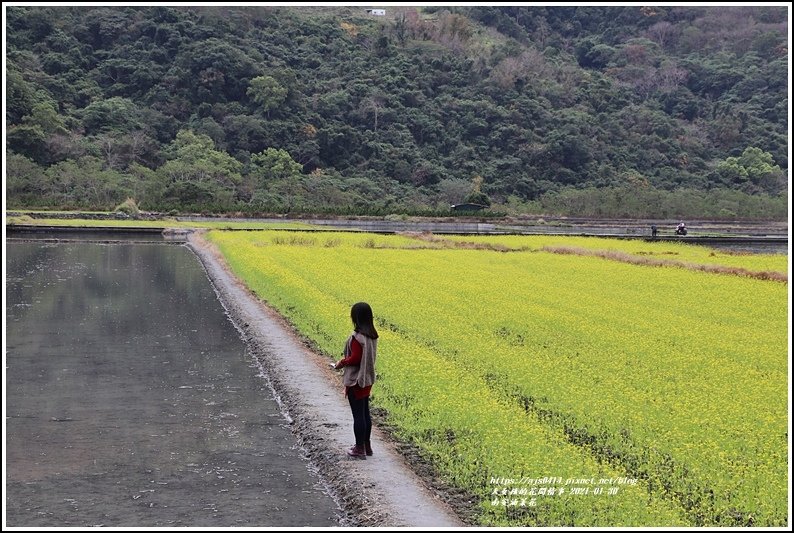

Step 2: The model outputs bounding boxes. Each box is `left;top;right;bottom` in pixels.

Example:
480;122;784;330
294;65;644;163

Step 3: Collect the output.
337;337;372;400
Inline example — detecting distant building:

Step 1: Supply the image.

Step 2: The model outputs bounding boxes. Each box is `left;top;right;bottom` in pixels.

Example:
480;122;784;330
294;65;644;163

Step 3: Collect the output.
366;9;386;16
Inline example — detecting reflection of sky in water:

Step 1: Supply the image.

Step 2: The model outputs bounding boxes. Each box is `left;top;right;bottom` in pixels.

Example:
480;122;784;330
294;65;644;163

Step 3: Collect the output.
5;242;339;527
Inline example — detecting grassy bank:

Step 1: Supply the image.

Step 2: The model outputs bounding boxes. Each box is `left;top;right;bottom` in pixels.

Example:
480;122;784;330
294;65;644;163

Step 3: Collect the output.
5;214;314;231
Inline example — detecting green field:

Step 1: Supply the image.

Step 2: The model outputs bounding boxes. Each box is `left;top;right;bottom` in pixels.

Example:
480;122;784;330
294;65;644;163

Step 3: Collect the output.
207;230;787;526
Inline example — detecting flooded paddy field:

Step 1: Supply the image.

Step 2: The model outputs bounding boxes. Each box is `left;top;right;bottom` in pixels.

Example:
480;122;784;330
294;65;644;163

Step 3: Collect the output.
5;241;340;527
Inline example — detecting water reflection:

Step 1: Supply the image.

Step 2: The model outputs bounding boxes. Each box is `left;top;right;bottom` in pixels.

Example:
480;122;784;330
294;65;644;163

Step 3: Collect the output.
5;242;339;527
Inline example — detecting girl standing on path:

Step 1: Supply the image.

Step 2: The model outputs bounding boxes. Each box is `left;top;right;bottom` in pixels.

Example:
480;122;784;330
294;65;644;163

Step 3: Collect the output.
334;302;378;459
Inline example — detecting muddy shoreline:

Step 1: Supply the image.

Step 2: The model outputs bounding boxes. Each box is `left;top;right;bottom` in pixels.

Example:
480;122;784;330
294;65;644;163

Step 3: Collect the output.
186;232;465;527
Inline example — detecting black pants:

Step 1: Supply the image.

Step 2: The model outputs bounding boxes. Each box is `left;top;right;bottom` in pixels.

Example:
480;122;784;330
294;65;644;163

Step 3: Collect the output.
347;394;372;446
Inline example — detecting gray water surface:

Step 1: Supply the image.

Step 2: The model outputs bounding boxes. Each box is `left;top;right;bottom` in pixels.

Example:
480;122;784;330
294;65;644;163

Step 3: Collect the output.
5;241;340;527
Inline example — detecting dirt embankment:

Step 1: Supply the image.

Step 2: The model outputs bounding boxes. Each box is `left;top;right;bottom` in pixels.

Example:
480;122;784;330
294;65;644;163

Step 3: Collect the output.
186;232;464;528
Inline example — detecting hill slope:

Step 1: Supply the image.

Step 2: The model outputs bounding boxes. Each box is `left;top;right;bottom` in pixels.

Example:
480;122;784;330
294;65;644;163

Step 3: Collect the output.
4;5;789;217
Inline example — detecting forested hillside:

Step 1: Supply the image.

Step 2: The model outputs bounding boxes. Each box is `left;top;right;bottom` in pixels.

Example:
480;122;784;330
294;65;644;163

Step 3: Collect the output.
5;5;789;218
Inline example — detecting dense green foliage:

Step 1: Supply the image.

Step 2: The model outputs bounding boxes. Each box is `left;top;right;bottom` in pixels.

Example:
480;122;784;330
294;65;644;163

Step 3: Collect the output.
5;6;789;217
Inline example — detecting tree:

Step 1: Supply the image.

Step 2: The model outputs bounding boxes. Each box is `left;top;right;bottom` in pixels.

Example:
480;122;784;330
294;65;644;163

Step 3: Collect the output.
437;177;471;205
250;147;302;185
247;75;288;118
715;146;785;194
247;148;306;211
463;174;491;206
43;156;131;208
6;153;48;206
178;38;260;103
7;125;48;163
7;100;69;163
81;97;142;134
91;130;157;170
392;12;408;45
646;21;675;49
6;68;36;124
157;130;243;207
575;38;616;69
358;95;386;132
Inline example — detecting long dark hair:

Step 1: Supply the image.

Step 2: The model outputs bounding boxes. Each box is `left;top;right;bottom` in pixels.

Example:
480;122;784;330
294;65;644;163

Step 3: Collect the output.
351;302;378;339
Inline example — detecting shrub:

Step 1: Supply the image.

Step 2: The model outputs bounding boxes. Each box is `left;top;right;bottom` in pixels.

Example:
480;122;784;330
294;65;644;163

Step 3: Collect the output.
115;197;140;217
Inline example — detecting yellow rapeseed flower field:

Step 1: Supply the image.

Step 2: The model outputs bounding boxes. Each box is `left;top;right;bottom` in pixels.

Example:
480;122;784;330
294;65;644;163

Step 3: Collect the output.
207;230;788;526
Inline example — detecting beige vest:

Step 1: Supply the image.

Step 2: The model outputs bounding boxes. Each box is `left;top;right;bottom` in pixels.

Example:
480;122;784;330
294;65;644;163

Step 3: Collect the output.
342;331;377;389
